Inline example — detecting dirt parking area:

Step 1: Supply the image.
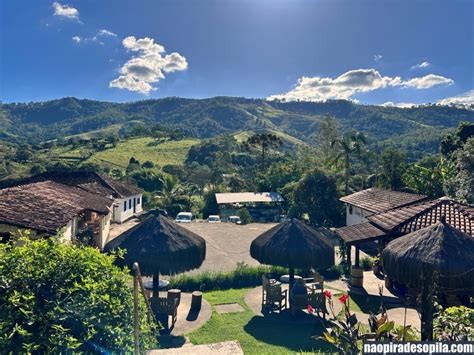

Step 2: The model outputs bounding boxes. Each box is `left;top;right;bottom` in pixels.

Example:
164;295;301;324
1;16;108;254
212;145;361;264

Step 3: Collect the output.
180;222;276;274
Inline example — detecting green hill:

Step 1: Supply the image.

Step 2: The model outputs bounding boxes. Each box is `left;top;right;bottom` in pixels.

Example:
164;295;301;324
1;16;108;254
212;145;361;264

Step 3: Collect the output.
83;137;199;170
1;96;472;157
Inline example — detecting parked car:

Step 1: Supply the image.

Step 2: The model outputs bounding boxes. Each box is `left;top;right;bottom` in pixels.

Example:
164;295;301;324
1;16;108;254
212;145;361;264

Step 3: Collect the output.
228;215;242;224
175;212;194;223
207;215;221;223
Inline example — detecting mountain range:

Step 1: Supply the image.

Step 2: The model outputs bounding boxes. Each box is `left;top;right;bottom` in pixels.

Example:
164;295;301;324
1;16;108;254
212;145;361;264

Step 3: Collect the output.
1;97;473;157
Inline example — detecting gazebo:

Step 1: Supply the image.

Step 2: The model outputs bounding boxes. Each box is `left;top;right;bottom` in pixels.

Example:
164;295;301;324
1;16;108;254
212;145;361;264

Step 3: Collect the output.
250;218;335;289
104;212;206;296
382;216;474;340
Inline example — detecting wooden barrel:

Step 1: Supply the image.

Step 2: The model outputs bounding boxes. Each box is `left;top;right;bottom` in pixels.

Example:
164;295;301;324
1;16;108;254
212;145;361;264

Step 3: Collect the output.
350;267;364;287
167;289;181;307
191;291;202;311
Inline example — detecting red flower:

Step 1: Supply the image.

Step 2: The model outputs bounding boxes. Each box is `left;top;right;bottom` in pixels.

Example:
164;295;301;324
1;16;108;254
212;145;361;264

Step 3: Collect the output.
307;305;314;313
339;294;349;303
324;290;332;299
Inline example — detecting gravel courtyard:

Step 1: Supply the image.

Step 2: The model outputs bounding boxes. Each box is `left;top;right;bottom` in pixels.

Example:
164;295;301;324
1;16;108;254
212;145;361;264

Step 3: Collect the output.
180;222;276;274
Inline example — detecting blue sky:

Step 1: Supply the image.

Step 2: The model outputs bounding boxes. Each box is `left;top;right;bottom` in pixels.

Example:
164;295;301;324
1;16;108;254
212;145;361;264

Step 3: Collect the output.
1;0;473;106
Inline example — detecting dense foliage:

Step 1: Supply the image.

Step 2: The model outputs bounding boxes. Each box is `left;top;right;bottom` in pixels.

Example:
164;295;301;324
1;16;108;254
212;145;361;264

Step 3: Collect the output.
2;97;472;158
434;305;474;341
0;236;158;353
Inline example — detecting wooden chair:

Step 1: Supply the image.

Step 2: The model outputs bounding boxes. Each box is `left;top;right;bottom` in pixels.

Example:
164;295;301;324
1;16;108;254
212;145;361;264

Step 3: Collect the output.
305;272;324;292
308;290;328;319
150;296;179;329
266;284;287;312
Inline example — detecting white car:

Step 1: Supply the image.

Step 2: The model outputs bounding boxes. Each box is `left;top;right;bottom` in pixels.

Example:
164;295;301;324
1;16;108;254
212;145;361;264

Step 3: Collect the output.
175;212;193;223
228;216;242;224
207;215;221;223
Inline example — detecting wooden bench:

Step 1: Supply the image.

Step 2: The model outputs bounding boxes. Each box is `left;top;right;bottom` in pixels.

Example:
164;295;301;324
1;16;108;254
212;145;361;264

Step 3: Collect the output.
150;296;179;329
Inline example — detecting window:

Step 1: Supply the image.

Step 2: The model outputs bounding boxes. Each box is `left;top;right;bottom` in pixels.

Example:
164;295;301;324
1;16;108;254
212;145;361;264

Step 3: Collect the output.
129;199;132;209
137;197;140;205
349;205;353;215
123;201;127;211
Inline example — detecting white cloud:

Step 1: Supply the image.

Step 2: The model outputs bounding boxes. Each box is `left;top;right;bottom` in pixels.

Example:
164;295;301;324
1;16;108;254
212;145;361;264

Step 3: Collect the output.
109;36;188;94
381;101;416;108
411;61;430;70
373;54;383;62
72;36;81;43
437;90;474;106
267;69;454;102
52;2;80;21
403;74;453;89
98;29;117;37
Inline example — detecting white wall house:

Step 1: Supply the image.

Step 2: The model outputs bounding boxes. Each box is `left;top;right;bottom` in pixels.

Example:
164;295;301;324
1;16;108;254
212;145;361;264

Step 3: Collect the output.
345;204;373;226
340;188;428;226
0;180;115;250
113;193;143;223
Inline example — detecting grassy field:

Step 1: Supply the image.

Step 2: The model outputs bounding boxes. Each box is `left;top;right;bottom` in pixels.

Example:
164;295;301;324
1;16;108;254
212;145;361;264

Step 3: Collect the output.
84;137;199;169
233;130;306;146
187;288;333;354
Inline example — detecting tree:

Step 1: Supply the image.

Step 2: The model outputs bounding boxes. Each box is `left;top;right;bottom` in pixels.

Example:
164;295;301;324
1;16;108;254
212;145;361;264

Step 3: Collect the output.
452;138;474;204
126;157;141;173
0;236;158;353
245;133;283;170
157;175;184;212
332;131;367;195
202;190;219;218
378;148;407;190
293;169;343;227
131;168;165;192
403;163;444;198
440;121;474;157
238;208;253;224
188;164;213;192
316;115;341;165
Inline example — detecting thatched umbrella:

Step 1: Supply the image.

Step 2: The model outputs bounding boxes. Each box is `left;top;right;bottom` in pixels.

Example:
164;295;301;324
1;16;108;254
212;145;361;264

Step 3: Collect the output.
104;212;206;296
382;216;474;340
250;218;335;290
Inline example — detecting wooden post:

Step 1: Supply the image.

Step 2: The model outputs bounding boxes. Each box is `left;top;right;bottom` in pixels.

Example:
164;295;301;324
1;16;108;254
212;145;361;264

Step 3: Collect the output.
289;266;295;306
346;244;352;274
153;273;160;298
421;268;434;341
132;263;140;355
355;245;360;268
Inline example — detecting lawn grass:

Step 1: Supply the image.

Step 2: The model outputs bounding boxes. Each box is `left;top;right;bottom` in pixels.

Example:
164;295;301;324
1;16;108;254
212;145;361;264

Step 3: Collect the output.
85;137;199;169
187;288;334;354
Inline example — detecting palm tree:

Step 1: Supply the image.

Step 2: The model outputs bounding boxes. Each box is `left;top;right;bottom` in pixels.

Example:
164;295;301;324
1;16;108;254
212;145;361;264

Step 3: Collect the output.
332;131;367;195
245;133;283;170
157;175;184;208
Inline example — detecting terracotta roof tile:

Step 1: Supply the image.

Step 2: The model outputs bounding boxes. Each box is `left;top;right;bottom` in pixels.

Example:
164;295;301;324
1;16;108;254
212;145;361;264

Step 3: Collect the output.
0;181;113;233
368;198;474;236
17;171;142;198
340;188;427;214
335;222;387;244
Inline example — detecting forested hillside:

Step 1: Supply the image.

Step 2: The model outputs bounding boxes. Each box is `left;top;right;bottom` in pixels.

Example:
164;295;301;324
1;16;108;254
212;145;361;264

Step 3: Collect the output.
1;97;473;157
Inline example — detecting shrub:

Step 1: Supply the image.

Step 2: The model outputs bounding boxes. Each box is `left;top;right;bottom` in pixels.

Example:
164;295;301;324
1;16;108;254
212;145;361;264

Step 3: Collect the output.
434;305;474;341
0;237;158;353
238;208;253;225
168;263;307;292
320;264;344;280
360;256;374;271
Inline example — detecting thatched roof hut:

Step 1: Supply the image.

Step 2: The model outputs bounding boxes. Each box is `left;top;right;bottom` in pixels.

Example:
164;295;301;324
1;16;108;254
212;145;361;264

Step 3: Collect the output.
104;213;206;278
382;216;474;340
250;218;335;274
382;217;474;290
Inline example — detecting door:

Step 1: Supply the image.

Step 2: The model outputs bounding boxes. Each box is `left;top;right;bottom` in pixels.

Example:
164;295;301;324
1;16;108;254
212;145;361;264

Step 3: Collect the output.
133;198;136;214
